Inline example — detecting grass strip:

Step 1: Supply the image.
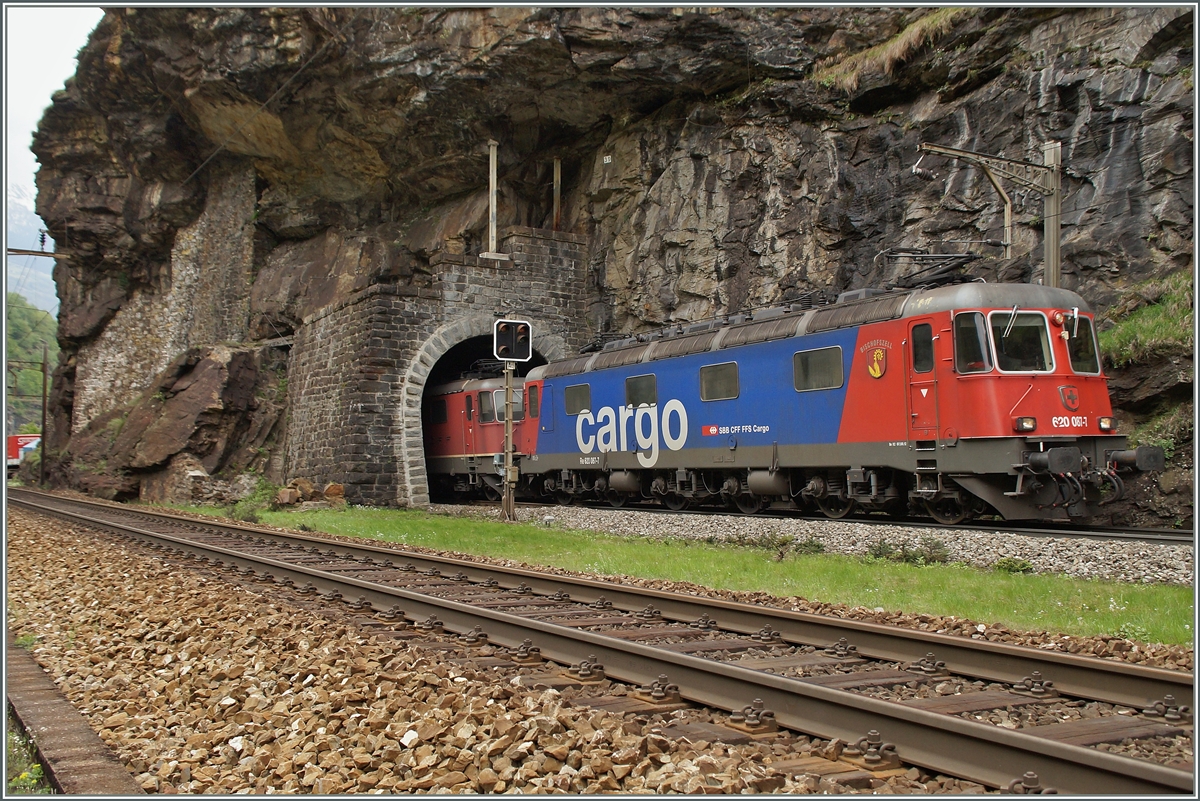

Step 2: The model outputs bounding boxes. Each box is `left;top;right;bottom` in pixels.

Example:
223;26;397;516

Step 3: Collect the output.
180;506;1200;647
812;8;972;91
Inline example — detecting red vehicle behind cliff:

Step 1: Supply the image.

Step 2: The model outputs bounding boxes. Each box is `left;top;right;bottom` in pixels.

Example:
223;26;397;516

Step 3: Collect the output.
7;434;42;477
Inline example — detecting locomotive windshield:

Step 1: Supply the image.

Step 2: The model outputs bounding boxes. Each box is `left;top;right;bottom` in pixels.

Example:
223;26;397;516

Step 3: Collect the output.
988;311;1054;372
953;312;993;373
493;389;525;422
1067;315;1101;374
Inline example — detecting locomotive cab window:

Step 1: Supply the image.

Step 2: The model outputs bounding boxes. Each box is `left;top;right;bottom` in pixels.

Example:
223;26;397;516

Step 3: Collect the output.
564;384;591;415
527;385;540;419
954;312;993;373
494;390;525;422
479;391;495;423
700;362;739;401
911;324;934;373
625;374;657;407
1067;316;1101;375
793;346;843;392
989;311;1053;372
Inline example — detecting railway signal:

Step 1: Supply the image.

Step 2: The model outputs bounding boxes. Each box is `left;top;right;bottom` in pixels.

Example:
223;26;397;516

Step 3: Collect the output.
493;318;533;362
493;318;533;521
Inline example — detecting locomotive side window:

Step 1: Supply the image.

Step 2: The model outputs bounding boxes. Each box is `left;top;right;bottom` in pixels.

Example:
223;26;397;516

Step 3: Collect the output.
479;391;496;423
793;346;843;392
954;313;992;373
700;362;739;401
425;398;448;425
527;385;540;419
625;374;657;407
989;311;1053;372
465;395;473;421
564;384;591;415
1067;316;1101;374
494;390;525;422
912;324;934;373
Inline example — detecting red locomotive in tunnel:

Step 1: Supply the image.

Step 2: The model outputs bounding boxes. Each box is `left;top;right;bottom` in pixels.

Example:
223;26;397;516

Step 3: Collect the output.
423;281;1163;523
424;375;541;500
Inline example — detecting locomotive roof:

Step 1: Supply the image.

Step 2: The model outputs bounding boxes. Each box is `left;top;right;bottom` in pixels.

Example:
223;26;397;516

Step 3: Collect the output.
426;376;526;396
527;281;1091;381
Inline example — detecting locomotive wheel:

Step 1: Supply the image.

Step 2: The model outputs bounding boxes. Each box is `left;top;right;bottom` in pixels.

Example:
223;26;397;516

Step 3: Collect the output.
662;493;689;511
554;490;574;506
606;491;627;508
733;493;763;515
924;497;971;525
815;495;855;519
482;484;502;502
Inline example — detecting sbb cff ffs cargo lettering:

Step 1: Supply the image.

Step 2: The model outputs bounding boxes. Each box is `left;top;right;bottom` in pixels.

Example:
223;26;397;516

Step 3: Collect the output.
425;283;1162;524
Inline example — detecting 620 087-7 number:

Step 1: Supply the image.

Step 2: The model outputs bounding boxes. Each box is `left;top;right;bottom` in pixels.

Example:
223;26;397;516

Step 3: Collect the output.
1052;415;1087;428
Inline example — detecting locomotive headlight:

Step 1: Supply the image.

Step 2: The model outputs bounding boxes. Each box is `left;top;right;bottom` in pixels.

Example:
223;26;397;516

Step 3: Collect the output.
1013;416;1037;432
1098;416;1117;432
1051;311;1065;326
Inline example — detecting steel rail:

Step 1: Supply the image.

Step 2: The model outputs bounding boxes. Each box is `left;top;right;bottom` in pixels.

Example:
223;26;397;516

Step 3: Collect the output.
10;492;1192;794
9;489;1190;710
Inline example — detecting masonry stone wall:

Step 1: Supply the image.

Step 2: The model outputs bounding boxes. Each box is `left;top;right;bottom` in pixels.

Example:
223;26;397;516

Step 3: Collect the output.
284;226;590;506
71;160;256;433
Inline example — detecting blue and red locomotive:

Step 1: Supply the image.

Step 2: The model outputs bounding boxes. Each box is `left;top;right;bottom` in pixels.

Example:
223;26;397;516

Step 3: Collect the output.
424;281;1163;523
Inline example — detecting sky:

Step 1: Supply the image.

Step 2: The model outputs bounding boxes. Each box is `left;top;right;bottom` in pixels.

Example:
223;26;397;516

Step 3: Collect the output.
5;5;105;312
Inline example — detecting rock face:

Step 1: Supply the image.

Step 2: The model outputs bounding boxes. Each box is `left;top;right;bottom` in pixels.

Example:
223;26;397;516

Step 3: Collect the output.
56;345;285;500
31;8;1194;506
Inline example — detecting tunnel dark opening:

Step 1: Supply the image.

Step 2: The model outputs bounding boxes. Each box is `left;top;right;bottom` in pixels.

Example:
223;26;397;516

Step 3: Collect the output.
423;335;547;391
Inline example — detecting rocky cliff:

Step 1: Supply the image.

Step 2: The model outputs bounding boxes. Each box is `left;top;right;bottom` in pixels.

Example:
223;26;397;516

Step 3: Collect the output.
32;7;1193;523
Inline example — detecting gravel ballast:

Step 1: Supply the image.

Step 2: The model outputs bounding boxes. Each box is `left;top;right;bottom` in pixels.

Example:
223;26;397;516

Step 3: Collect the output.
6;504;1193;794
431;503;1195;586
7;507;975;794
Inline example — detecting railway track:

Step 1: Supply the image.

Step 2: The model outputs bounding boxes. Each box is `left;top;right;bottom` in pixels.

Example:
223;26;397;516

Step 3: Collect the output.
9;488;1194;794
465;497;1194;544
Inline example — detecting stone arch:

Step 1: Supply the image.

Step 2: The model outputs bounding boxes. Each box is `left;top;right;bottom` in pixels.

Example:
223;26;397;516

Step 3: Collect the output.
396;313;569;507
1123;8;1193;65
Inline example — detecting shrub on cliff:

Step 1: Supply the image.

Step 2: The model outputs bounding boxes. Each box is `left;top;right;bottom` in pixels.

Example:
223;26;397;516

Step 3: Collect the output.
1099;271;1194;368
1129;402;1194;462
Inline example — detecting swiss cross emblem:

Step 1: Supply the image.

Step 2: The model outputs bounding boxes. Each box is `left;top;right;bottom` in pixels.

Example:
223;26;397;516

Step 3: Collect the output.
1059;385;1080;411
867;348;887;379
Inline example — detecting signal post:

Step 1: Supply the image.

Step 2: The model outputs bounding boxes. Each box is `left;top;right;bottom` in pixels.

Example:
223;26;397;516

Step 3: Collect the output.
493;318;532;520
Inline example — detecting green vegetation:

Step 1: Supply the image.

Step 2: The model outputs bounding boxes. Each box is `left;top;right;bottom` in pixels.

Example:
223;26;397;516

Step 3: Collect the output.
812;8;973;92
228;478;282;523
1099;271;1194;367
6;720;52;795
793;536;826;555
1128;401;1194;461
1098;272;1195;464
12;633;38;649
866;536;950;565
993;557;1035;574
6;292;58;431
178;505;1195;645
